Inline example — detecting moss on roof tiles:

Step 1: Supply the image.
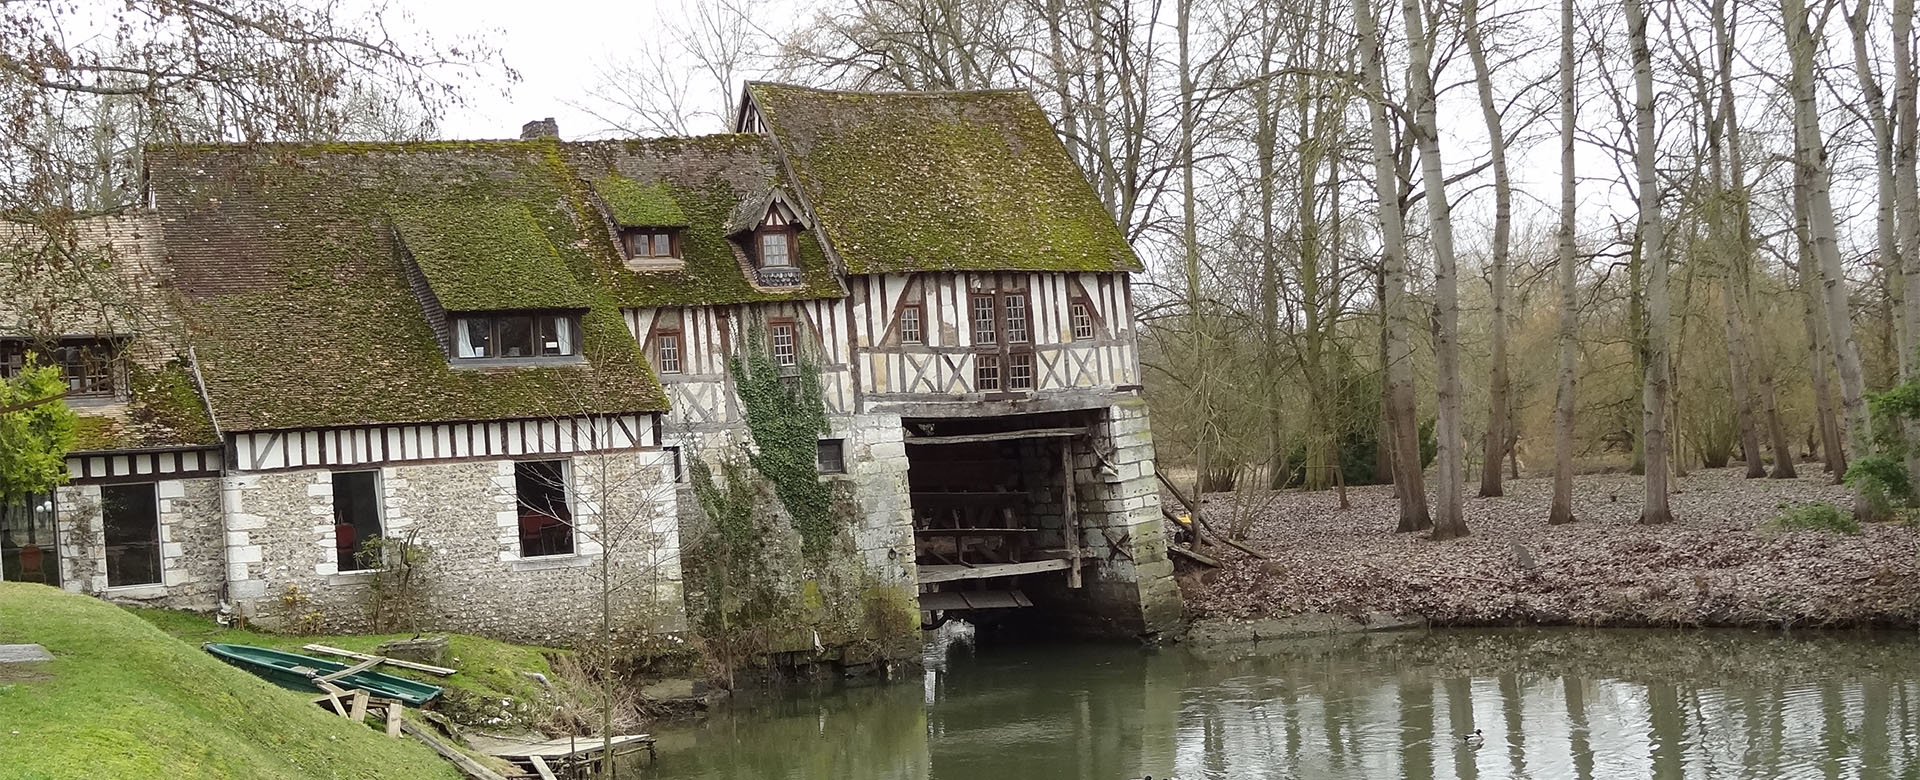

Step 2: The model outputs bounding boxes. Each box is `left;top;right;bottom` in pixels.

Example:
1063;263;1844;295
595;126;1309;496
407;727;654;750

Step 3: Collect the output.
593;175;688;227
146;143;667;431
69;361;218;452
745;83;1142;275
391;198;593;311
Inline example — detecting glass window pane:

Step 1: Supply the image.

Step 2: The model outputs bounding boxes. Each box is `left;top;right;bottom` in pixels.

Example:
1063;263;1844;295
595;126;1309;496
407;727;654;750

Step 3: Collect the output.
653;233;672;257
1;493;60;586
539;316;574;357
498;316;535;357
515;461;573;558
457;318;491;358
770;324;796;367
332;472;382;571
901;307;921;343
102;483;160;587
657;334;681;373
973;296;997;345
760;232;790;267
1005;295;1028;343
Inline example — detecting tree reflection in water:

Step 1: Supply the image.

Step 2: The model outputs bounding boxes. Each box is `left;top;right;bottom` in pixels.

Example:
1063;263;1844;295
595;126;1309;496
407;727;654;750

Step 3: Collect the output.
640;628;1920;779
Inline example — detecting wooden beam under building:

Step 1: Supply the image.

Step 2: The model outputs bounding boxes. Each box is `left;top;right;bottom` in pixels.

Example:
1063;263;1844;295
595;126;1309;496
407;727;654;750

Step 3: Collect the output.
903;426;1088;446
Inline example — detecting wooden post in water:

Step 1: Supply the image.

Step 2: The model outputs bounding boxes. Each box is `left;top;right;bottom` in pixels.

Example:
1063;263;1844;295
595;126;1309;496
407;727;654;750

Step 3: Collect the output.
1062;441;1082;589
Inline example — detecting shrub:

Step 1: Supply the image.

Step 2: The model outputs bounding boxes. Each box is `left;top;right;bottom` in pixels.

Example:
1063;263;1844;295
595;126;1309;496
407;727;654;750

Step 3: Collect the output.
1765;502;1860;535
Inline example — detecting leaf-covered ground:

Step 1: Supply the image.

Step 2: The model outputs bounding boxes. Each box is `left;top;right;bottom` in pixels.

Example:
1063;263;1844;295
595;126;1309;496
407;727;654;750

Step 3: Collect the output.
1178;467;1920;628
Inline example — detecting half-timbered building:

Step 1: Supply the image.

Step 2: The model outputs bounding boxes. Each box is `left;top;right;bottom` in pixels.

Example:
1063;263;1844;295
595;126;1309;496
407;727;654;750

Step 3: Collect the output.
0;83;1179;648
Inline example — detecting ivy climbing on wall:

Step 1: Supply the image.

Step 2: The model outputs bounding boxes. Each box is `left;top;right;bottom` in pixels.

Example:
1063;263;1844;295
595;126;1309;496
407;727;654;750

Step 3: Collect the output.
726;324;839;563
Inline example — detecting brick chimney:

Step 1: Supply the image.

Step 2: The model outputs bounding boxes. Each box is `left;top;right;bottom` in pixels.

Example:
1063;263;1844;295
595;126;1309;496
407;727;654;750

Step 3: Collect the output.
520;118;559;140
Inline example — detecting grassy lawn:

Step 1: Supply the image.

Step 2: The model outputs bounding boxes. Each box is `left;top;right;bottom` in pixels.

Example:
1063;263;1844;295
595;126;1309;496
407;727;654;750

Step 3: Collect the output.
132;607;565;729
0;582;463;780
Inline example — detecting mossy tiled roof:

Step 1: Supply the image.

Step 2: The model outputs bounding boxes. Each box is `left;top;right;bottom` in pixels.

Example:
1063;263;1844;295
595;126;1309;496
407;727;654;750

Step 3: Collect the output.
70;361;219;452
559;136;844;306
745;82;1143;275
146;142;668;432
391;198;593;311
592;175;689;227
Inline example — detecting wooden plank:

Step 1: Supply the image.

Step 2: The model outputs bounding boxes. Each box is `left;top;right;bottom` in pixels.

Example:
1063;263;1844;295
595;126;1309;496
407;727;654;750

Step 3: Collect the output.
917;559;1070;584
1169;544;1222;568
399;719;512;780
529;756;559;780
904;426;1087;446
349;689;369;722
303;644;457;676
315;657;382;683
386;703;404;738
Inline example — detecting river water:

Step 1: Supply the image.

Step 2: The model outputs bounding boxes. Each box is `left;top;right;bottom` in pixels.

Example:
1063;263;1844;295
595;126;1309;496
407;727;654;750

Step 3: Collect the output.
639;627;1920;779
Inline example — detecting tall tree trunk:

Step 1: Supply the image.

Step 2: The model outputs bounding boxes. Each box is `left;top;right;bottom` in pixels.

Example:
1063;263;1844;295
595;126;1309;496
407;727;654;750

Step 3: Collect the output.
1403;0;1469;540
1255;11;1287;490
1178;0;1208;535
1896;0;1920;376
1797;182;1849;481
1627;0;1675;524
1788;0;1881;519
1849;0;1904;374
1356;0;1433;531
1550;0;1580;525
1466;0;1512;498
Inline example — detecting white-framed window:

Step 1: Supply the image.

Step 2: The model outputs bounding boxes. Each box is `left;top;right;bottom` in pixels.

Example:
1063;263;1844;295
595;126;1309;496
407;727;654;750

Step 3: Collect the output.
976;354;1001;391
1009;352;1033;390
972;296;997;345
1004;294;1028;343
455;313;577;359
514;460;574;558
899;305;922;344
769;322;797;367
623;229;679;259
332;470;383;571
1071;302;1095;341
102;483;161;587
759;229;793;267
655;333;682;373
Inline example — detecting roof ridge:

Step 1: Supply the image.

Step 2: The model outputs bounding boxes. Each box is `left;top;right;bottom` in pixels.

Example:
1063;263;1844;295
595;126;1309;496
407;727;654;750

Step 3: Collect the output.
745;80;1031;98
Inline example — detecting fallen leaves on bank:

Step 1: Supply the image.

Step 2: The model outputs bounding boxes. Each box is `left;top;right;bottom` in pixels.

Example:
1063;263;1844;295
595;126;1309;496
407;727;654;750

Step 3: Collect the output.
1175;467;1920;628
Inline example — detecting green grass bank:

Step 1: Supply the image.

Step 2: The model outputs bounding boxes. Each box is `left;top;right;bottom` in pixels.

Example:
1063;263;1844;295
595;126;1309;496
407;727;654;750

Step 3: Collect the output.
0;582;462;780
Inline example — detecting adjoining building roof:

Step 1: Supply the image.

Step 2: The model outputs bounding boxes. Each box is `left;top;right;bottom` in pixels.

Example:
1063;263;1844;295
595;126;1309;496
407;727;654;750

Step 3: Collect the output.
743;82;1143;276
145;142;669;432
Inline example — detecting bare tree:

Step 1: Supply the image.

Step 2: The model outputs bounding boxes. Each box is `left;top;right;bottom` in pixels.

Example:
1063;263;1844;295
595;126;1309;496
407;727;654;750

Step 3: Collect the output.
1355;0;1432;532
1465;0;1514;497
1626;0;1674;525
1550;0;1580;525
576;0;768;136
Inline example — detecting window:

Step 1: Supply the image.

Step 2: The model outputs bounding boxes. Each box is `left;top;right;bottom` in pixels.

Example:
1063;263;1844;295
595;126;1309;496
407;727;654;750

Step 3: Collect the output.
622;229;679;260
816;439;846;474
1;339;119;397
1;493;60;586
455;314;577;360
663;446;684;483
899;305;923;344
515;461;573;558
758;229;793;267
332;471;383;572
973;296;998;345
1009;352;1034;390
976;354;1001;391
102;483;160;587
655;333;681;374
1004;294;1029;343
769;322;797;368
1071;302;1095;341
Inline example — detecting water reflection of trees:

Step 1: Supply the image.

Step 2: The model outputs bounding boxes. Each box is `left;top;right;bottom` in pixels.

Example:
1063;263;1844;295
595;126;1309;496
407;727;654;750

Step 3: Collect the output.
637;630;1920;779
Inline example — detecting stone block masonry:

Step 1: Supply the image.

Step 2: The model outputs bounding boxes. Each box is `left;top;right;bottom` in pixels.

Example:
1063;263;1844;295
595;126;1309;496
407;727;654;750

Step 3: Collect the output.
224;450;685;643
56;476;225;611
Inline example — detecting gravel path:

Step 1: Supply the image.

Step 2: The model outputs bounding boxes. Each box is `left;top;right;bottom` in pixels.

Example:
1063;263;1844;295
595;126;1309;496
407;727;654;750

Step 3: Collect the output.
1177;467;1920;628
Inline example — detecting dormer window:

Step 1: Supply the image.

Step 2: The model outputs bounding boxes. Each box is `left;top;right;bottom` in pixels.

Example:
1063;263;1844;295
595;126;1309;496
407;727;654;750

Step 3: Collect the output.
622;228;680;261
454;313;578;360
1;338;122;398
758;228;793;268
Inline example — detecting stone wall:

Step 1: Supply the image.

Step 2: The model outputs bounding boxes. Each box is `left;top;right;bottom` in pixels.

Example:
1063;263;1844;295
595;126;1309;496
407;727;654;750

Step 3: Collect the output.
1025;399;1183;638
224;450;683;643
671;410;921;662
54;476;225;611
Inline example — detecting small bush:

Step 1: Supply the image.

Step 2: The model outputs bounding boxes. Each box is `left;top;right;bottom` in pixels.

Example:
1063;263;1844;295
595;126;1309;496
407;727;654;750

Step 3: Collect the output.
1766;502;1861;535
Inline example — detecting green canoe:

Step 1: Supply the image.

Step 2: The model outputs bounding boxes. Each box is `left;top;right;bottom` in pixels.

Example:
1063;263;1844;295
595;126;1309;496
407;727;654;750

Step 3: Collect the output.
203;643;442;707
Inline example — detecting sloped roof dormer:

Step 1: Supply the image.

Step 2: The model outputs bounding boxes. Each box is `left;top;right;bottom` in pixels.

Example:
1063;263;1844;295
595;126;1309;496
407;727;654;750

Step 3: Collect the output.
591;174;690;228
390;198;594;311
725;187;806;237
